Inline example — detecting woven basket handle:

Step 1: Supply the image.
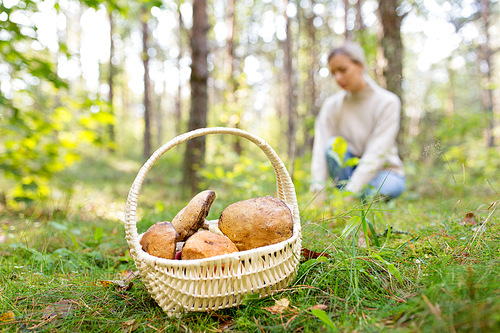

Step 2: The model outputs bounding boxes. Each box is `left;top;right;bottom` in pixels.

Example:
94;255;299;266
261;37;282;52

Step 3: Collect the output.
124;127;299;259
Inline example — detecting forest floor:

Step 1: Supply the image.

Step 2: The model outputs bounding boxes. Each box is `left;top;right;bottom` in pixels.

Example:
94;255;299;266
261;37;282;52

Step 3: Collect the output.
1;149;499;332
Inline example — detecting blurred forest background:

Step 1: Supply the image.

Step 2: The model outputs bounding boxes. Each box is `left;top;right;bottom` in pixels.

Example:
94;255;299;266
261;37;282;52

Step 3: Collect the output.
0;0;499;217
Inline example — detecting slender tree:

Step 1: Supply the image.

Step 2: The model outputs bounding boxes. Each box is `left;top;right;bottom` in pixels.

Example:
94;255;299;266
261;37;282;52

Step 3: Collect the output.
225;0;243;154
355;0;364;31
445;57;456;117
142;5;152;159
344;0;352;40
156;84;164;147
354;0;370;44
479;0;498;147
377;0;406;154
182;0;209;196
300;0;319;154
108;9;115;151
377;0;405;102
437;0;497;146
175;4;185;136
283;0;298;166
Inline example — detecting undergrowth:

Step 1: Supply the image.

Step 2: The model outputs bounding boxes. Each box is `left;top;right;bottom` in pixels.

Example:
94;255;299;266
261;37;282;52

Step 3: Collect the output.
1;149;499;332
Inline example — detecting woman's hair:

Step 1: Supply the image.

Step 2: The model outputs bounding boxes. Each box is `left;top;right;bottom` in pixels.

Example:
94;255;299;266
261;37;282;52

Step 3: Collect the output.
327;41;367;70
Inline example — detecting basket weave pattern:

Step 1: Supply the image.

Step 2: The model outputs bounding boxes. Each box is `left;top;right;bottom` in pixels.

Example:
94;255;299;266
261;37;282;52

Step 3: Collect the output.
124;127;301;314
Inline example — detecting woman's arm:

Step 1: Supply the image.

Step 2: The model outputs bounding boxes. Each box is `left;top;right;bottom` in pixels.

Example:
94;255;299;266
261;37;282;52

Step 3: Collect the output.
345;96;401;193
310;97;340;191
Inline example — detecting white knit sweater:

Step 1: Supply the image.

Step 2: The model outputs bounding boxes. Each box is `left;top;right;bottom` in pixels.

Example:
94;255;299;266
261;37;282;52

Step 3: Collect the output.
311;79;405;194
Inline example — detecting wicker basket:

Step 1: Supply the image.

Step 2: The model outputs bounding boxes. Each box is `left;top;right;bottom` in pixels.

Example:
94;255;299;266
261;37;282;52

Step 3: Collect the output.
124;127;301;315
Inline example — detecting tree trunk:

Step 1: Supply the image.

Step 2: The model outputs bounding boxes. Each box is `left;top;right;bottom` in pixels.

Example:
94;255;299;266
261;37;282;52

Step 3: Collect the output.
445;58;456;117
182;0;209;197
157;91;164;147
108;10;115;151
355;0;369;43
355;0;364;31
377;0;404;102
175;5;184;136
225;0;242;155
225;0;235;92
377;0;405;154
303;4;319;153
479;0;496;147
343;0;351;40
142;6;152;159
283;0;297;168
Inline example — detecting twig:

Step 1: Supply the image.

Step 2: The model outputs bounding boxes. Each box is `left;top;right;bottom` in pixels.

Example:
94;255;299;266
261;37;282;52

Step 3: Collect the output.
146;324;159;331
285;314;297;328
422;294;442;322
253;317;265;333
460;201;499;255
0;320;24;326
376;225;415;238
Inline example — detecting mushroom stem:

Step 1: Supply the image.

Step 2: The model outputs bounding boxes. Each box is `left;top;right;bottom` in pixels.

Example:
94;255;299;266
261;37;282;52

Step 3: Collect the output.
175;242;185;252
201;220;224;235
201;219;210;230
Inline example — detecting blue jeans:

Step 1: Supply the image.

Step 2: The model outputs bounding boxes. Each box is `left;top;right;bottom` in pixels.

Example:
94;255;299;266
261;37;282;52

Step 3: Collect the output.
326;137;405;199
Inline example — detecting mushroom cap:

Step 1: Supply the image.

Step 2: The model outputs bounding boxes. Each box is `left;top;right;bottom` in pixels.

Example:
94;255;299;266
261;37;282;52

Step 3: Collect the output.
140;221;178;259
218;196;293;251
172;190;216;241
181;230;239;260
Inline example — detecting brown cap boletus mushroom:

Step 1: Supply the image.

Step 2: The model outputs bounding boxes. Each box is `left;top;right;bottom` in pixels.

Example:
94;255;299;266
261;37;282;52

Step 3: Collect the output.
172;190;216;241
181;230;239;260
140;221;178;259
218;196;293;251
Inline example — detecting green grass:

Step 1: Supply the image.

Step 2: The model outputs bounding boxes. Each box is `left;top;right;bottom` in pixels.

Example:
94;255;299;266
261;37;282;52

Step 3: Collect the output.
1;150;499;332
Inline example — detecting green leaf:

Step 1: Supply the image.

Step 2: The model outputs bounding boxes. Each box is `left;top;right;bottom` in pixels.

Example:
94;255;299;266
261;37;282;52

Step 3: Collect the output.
331;137;348;162
344;156;359;167
372;254;403;281
241;293;260;305
326;149;343;168
70;234;80;250
49;221;68;231
387;263;403;281
316;256;329;263
340;216;361;239
367;220;380;247
154;201;165;213
93;227;103;243
310;309;337;331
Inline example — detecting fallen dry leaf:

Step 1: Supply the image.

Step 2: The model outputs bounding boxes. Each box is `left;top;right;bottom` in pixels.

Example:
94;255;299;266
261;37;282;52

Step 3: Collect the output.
382;312;406;326
100;280;133;291
459;212;478;226
301;248;331;261
118;270;140;281
277;298;290;307
263;298;290;314
0;311;15;323
42;300;73;319
100;271;140;291
219;319;235;331
122;319;138;333
307;304;328;311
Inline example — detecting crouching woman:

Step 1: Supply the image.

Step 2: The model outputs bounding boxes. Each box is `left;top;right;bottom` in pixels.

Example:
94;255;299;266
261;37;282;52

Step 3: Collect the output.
311;41;405;200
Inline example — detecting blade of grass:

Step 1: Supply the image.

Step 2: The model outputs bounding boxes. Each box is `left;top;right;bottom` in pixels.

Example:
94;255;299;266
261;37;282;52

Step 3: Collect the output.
310;309;337;332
